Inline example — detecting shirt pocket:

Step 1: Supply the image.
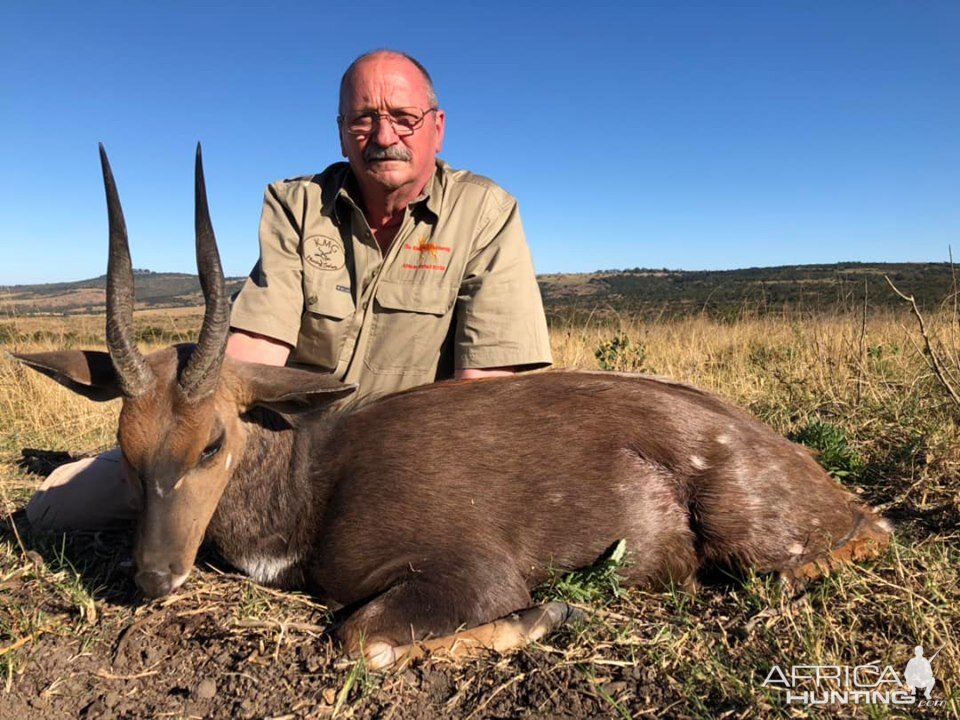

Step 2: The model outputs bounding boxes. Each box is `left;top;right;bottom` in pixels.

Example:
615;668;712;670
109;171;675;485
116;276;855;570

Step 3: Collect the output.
292;267;355;372
364;280;458;375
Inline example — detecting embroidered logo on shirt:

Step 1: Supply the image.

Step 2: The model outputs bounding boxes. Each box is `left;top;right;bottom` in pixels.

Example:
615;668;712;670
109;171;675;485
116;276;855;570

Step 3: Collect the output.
305;235;345;271
402;238;450;271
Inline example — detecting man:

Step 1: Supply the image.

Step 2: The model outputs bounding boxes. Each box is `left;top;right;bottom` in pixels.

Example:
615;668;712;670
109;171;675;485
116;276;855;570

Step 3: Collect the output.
226;49;551;402
26;49;551;529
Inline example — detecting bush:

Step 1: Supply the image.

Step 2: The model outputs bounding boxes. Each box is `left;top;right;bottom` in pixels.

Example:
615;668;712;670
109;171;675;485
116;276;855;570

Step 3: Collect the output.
595;333;649;372
792;420;865;481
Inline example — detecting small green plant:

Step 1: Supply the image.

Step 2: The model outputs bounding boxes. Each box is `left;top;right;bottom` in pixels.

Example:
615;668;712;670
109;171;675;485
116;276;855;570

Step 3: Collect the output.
535;539;628;606
575;663;634;720
24;535;103;625
333;651;380;717
234;580;275;621
792;420;865;480
595;333;648;372
867;342;900;362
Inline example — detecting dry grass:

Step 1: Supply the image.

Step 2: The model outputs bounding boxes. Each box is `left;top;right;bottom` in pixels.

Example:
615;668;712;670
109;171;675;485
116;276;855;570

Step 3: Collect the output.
1;306;958;718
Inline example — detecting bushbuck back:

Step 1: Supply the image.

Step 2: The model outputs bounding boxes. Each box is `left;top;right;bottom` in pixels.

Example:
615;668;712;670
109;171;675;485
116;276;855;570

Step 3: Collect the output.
15;147;891;668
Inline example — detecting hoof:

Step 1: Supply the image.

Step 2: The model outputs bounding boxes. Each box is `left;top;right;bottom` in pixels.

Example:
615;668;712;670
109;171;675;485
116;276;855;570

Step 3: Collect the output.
362;640;398;670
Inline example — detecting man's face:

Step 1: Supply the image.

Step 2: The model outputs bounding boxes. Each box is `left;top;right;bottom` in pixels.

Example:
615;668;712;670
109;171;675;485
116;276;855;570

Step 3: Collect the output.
339;54;445;199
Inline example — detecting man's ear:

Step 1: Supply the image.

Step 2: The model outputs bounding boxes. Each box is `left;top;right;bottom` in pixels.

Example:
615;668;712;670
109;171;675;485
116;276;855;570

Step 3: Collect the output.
433;108;445;153
338;118;349;158
10;351;122;402
234;362;357;415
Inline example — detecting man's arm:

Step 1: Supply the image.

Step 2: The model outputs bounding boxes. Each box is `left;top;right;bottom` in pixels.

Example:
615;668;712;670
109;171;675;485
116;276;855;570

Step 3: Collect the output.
454;193;552;374
226;329;291;366
226;330;511;377
229;182;307;353
455;367;516;380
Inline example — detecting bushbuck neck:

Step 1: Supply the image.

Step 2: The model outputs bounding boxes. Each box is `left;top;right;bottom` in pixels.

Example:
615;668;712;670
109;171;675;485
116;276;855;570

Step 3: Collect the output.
204;374;347;590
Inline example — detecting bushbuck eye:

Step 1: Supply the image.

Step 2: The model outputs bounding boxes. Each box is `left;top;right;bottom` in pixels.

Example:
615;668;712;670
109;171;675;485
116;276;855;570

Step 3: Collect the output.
199;434;225;464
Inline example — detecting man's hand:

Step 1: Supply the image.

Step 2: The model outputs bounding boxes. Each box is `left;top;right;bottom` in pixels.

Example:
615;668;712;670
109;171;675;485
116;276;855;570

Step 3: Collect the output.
226;330;292;367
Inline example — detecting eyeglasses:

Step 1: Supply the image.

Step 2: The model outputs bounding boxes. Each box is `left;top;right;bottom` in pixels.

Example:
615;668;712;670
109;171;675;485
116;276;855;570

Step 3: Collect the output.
339;107;438;137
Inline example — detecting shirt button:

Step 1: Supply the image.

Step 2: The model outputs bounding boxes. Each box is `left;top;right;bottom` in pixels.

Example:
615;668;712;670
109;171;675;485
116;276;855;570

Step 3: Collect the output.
306;296;317;306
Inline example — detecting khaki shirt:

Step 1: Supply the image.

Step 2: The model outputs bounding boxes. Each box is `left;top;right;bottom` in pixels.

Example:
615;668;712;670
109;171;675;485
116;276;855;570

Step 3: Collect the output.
230;160;552;402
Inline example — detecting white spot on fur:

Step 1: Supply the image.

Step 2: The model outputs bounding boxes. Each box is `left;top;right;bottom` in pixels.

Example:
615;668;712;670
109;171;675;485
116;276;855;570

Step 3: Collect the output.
690;455;708;470
153;483;164;498
789;542;805;556
172;475;185;492
715;434;731;445
170;570;190;592
225;453;233;471
236;554;298;584
877;518;894;532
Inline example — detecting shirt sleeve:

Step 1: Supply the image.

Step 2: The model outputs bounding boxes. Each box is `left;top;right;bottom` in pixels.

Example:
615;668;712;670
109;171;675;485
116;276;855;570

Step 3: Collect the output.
229;183;304;347
455;195;553;371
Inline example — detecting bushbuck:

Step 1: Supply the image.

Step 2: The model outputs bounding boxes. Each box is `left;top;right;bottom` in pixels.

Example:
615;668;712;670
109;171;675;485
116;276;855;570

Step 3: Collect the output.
14;146;890;669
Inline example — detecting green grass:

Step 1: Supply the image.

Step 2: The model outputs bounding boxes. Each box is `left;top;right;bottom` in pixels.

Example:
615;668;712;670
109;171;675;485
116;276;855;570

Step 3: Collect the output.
535;539;629;606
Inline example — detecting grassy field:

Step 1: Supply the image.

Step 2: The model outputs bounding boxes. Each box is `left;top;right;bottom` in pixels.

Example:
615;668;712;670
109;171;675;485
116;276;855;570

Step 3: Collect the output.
0;306;958;718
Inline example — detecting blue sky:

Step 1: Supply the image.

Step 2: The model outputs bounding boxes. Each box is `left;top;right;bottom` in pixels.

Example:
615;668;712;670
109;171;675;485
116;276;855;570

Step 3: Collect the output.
1;1;958;284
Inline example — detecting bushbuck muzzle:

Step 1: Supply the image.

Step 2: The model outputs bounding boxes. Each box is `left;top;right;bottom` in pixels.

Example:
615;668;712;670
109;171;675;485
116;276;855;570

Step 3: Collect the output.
134;469;225;598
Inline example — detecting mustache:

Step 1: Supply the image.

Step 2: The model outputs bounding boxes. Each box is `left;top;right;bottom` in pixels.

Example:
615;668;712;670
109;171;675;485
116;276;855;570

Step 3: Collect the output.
364;144;412;162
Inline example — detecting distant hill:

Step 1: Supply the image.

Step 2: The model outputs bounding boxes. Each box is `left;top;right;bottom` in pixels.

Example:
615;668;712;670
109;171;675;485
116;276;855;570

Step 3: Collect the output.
0;271;247;315
0;262;951;318
538;262;952;320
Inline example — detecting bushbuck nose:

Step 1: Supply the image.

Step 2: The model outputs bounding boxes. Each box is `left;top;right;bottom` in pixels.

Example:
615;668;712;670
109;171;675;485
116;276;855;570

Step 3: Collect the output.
135;566;189;598
136;569;174;598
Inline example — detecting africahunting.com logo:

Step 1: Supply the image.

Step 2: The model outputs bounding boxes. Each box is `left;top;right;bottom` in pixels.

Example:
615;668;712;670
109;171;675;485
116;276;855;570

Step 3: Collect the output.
762;644;945;708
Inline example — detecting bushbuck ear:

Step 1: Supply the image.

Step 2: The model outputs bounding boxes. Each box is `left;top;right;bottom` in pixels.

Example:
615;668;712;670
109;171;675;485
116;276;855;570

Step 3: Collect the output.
234;362;357;415
10;351;122;402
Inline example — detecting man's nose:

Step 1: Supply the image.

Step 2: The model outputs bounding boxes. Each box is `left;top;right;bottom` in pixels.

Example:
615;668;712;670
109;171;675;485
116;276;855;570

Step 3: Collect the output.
372;116;400;147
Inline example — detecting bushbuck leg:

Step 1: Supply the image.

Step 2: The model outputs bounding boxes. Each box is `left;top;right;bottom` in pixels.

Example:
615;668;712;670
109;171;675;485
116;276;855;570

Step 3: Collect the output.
674;423;891;584
361;602;581;670
334;518;701;669
335;556;534;661
780;510;892;584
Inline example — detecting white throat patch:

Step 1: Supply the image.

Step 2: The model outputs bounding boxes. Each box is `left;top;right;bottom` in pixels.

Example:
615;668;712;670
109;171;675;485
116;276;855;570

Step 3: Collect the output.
236;554;299;585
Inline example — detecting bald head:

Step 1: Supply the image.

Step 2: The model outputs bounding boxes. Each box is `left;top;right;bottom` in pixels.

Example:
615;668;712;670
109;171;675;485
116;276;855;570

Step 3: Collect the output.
339;50;438;114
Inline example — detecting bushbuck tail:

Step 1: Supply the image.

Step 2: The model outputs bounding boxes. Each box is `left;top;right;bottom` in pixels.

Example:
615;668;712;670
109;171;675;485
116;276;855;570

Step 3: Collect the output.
14;146;891;669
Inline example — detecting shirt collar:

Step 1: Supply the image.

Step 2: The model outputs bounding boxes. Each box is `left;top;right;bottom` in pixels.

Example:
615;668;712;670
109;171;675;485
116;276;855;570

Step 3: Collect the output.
417;161;444;220
324;160;445;223
323;164;359;223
